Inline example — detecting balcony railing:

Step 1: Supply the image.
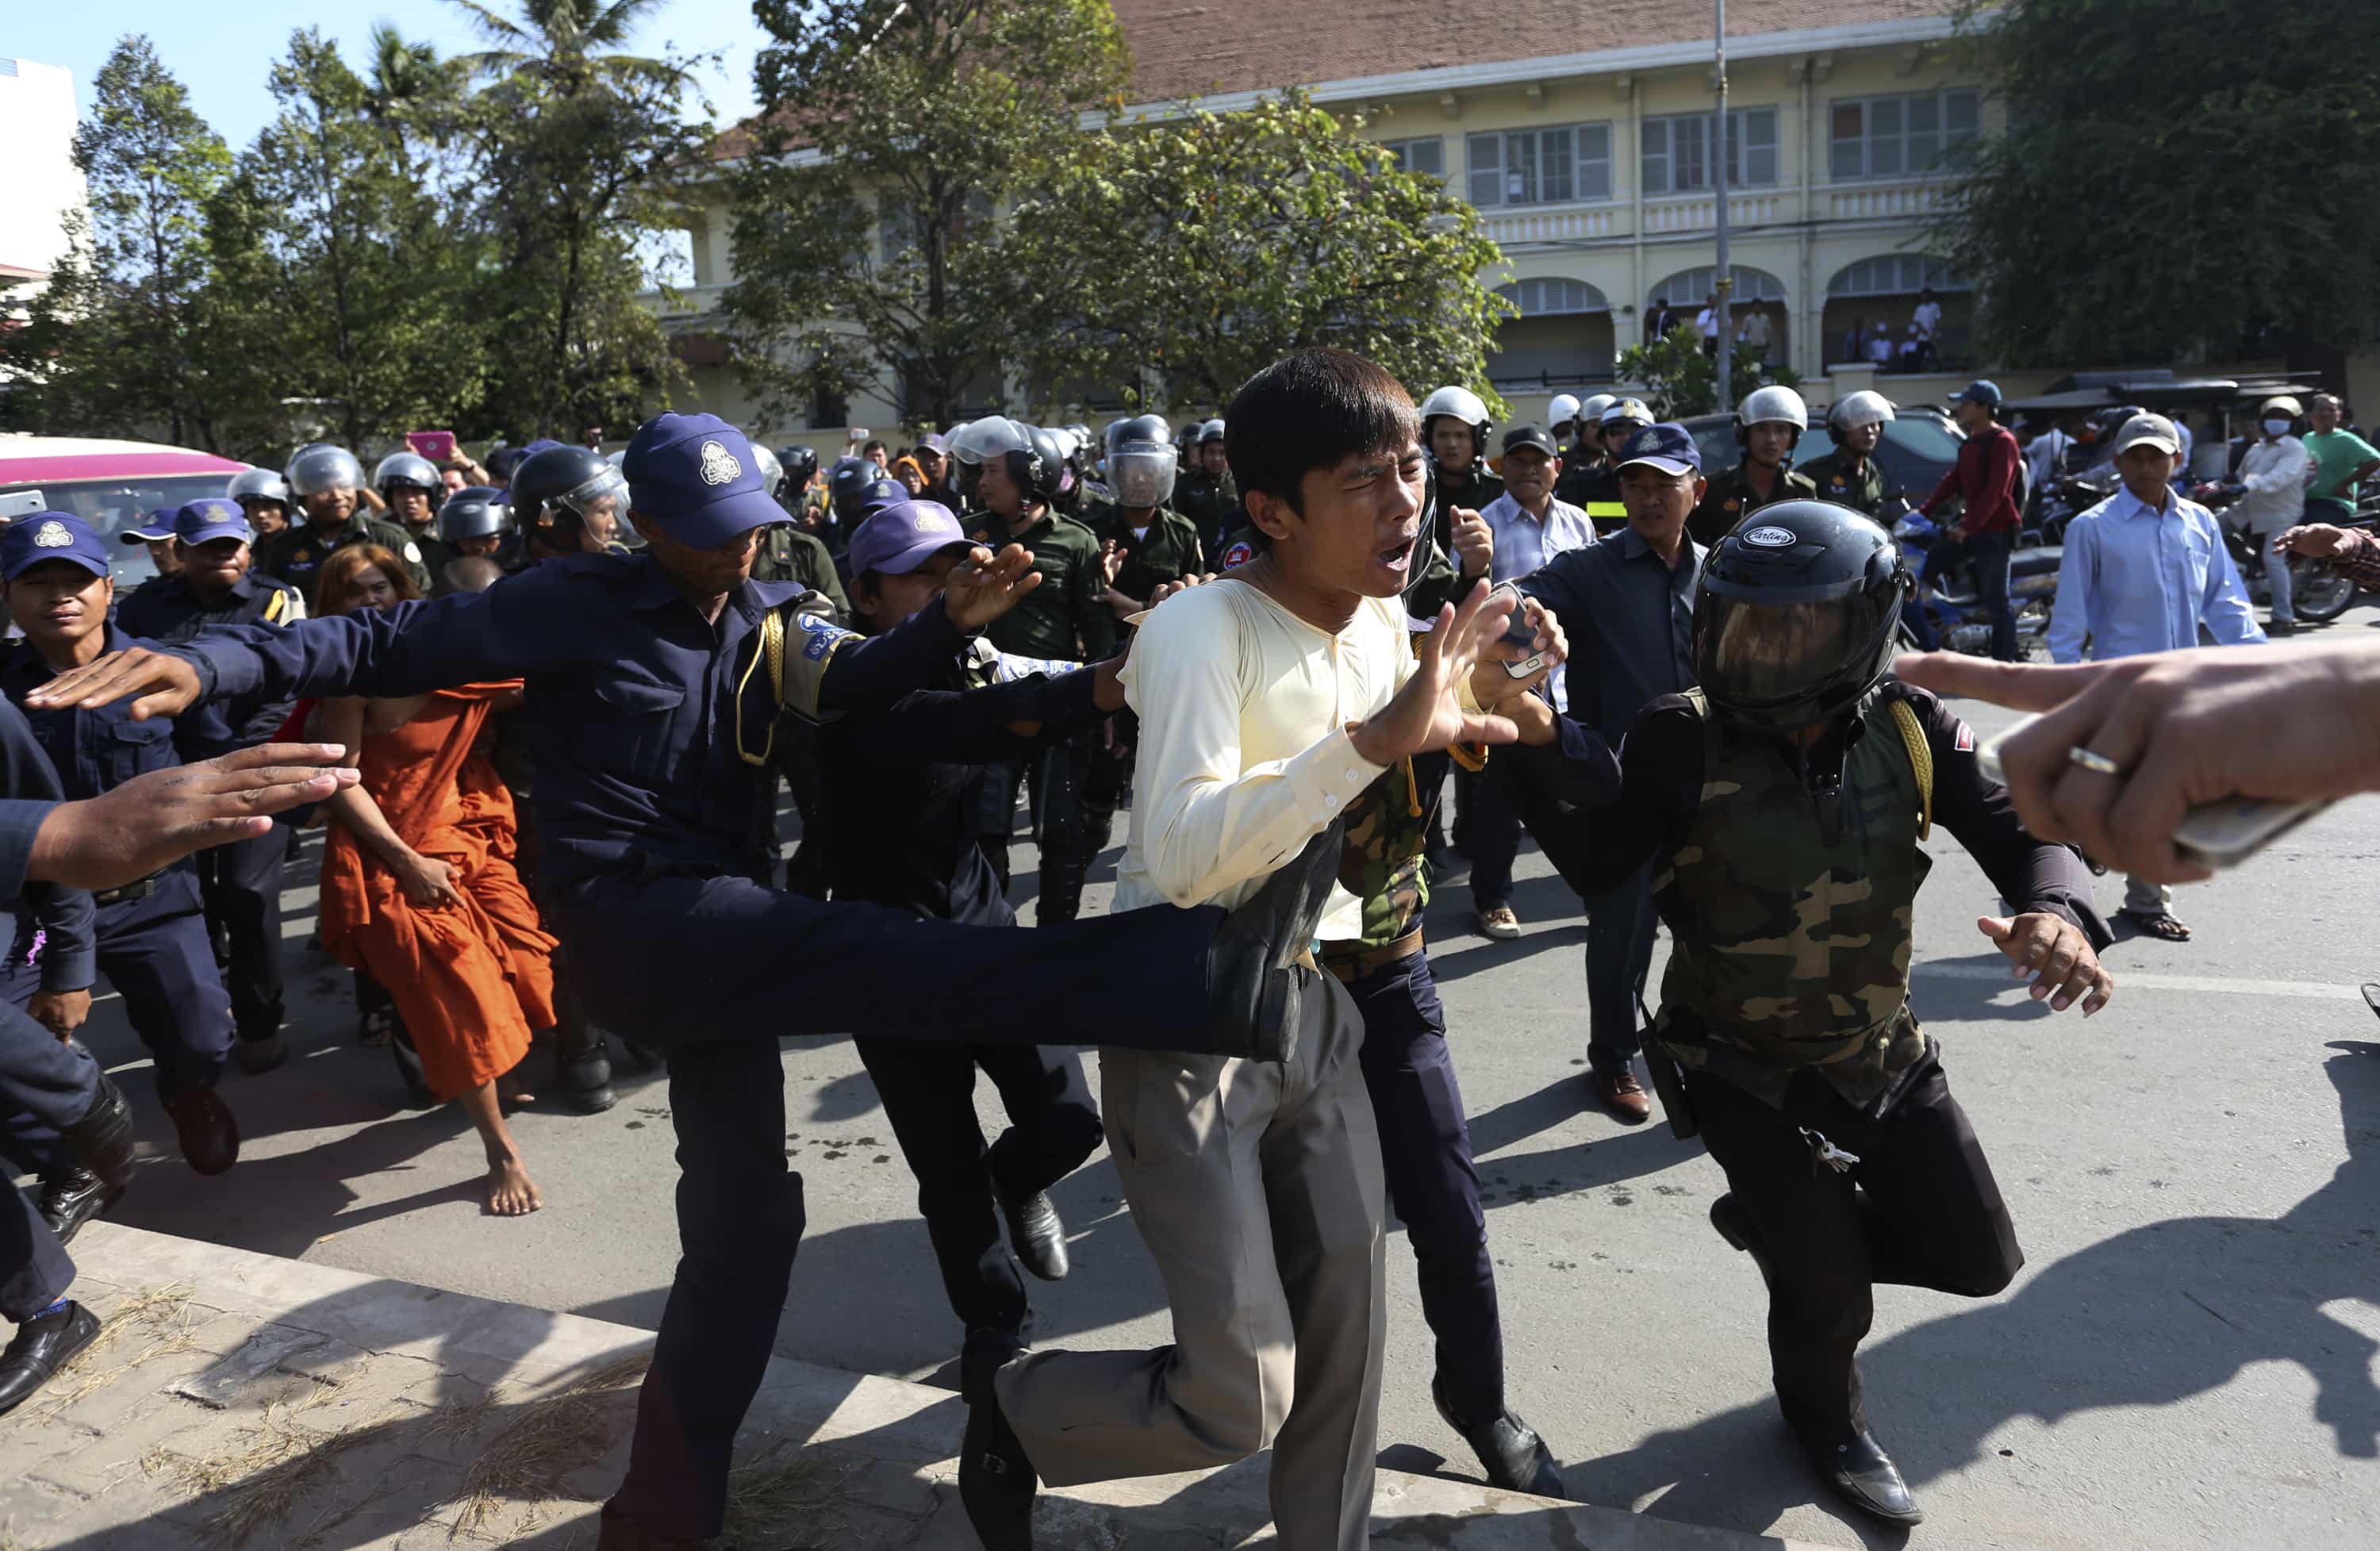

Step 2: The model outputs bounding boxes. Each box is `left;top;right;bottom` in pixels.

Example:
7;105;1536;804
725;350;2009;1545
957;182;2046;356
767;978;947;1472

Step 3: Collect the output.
1642;190;1788;234
1826;181;1956;221
643;282;730;320
1482;206;1618;247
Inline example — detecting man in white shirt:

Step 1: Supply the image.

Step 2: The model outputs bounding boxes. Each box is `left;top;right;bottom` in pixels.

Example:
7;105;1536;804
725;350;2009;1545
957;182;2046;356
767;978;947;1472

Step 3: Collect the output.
978;349;1541;1551
1911;287;1944;341
1737;302;1774;359
1865;328;1896;367
1469;424;1595;939
1697;292;1722;357
2236;394;2311;633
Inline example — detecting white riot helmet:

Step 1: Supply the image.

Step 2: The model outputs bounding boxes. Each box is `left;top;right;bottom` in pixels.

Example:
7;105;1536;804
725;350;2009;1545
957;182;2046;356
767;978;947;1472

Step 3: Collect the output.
1110;420;1179;511
952;416;1031;501
1418;386;1491;469
1737;384;1810;432
285;443;366;497
1547;393;1582;437
372;451;441;497
1197;418;1227;446
1827;390;1897;436
751;442;787;501
1579;394;1618;432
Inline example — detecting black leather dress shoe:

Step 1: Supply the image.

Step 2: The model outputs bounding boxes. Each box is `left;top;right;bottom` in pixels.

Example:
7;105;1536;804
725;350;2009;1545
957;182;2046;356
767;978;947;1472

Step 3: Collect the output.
1802;1427;1924;1526
60;1071;137;1195
1433;1374;1566;1497
161;1085;240;1176
39;1165;122;1247
958;1329;1036;1551
1204;820;1345;1064
1709;1193;1776;1289
555;1026;617;1115
998;1187;1069;1282
0;1301;101;1417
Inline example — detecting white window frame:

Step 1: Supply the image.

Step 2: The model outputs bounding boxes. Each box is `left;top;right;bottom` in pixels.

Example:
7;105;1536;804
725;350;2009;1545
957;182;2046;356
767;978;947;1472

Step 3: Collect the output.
1378;136;1445;179
1640;107;1779;195
1466;123;1613;209
1825;255;1970;298
1655;265;1787;310
1494;278;1610;317
1829;89;1982;182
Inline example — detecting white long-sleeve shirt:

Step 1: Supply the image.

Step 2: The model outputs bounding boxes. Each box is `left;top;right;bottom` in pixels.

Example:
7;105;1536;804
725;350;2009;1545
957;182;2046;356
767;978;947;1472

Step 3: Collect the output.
2236;435;2309;532
1115;580;1411;941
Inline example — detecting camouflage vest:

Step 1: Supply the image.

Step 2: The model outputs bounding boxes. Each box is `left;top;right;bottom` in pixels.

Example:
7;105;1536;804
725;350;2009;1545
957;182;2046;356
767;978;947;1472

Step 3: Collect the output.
1653;688;1931;1109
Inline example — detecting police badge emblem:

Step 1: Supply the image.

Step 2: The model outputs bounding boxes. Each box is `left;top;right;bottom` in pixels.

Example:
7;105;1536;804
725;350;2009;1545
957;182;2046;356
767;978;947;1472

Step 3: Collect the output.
33;521;71;549
698;440;743;486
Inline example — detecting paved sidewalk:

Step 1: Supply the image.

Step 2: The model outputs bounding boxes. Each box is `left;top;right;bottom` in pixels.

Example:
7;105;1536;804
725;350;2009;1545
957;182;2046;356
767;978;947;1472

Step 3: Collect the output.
0;1224;1848;1550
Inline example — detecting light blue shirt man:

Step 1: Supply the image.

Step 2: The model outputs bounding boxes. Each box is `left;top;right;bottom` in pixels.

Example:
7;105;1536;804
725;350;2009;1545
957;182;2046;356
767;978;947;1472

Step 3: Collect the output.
1479;488;1595;707
2046;486;2265;663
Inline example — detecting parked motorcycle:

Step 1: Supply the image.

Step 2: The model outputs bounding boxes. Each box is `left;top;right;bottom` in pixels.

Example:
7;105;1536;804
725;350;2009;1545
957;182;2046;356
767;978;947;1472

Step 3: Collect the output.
2189;482;2359;624
1891;497;2061;658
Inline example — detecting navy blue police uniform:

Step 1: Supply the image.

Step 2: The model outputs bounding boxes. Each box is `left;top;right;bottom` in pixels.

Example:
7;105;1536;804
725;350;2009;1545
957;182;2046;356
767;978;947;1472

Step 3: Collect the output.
147;415;1273;1544
114;501;304;1054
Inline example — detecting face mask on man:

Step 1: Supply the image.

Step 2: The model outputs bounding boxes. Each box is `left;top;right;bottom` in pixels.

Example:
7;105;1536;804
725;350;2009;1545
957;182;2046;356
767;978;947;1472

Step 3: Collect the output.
2263;418;2294;438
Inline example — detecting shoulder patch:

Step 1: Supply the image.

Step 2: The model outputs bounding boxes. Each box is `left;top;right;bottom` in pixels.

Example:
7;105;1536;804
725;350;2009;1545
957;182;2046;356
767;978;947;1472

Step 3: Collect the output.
1954;720;1976;753
1722;497;1741;512
401;542;423;564
1220;539;1256;570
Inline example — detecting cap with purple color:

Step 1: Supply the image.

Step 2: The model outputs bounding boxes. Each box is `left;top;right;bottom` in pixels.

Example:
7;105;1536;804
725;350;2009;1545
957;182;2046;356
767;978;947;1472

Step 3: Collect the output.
171;497;255;547
848;501;975;578
118;509;177;545
620;413;789;547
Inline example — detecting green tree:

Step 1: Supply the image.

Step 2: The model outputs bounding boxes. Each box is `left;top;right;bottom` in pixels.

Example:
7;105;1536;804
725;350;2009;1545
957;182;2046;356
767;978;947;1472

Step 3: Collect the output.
1615;321;1798;420
1941;0;2380;364
721;0;1129;428
452;0;702;439
8;36;235;447
1008;92;1511;415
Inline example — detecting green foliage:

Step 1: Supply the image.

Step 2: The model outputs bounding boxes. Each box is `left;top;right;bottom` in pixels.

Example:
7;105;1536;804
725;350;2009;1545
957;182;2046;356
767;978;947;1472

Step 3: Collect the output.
723;0;1128;427
1008;91;1512;417
1941;0;2380;364
1616;321;1798;419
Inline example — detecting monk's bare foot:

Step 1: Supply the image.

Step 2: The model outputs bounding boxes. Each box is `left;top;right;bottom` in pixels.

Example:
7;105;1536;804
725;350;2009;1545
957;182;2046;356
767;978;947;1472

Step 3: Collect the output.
484;1157;542;1216
497;1071;536;1107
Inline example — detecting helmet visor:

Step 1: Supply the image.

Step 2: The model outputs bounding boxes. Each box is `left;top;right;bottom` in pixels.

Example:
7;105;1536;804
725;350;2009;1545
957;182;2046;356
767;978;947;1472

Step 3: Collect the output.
1111;447;1177;509
1697;590;1868;714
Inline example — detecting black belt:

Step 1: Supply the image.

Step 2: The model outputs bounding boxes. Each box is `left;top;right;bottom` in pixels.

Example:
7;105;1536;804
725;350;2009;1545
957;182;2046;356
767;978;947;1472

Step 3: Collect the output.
91;873;163;906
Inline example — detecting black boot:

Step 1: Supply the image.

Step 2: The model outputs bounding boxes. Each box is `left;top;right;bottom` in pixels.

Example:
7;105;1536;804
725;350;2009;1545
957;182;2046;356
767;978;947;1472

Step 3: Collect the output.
958;1328;1036;1550
996;1184;1069;1282
1035;846;1088;927
39;1165;121;1247
0;1302;102;1418
60;1069;136;1197
1432;1374;1565;1497
551;1020;616;1115
1800;1426;1923;1526
1204;820;1345;1064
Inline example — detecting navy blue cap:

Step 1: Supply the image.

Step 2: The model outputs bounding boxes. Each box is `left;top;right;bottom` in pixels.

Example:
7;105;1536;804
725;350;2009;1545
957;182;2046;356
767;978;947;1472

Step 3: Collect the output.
916;432;950;454
849;501;973;577
5;513;113;582
620;413;787;547
118;508;176;544
172;497;255;547
1614;422;1702;477
1958;379;2002;408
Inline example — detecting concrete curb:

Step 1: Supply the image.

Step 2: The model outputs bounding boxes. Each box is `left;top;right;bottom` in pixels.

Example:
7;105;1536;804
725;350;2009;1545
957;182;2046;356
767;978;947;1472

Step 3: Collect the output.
18;1223;1849;1550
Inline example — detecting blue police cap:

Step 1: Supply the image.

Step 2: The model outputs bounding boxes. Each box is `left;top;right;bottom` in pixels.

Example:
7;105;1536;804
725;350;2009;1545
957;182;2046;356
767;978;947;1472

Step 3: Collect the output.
118;508;176;544
620;413;785;547
172;497;255;547
1958;379;2002;409
849;501;973;578
4;513;113;582
1614;422;1703;477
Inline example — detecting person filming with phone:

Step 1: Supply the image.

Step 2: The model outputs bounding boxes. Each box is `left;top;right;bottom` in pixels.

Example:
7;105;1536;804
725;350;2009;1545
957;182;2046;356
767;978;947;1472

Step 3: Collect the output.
2040;412;2264;943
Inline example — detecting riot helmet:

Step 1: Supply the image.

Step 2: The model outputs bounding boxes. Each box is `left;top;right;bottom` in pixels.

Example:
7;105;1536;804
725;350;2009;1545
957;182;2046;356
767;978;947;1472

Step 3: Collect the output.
829;457;879;525
226;468;292;532
781;444;820;489
1826;390;1896;436
751;443;787;501
1547;393;1582;440
436;486;513;547
1419;386;1491;474
1109;420;1178;511
512;443;628;551
1003;425;1069;508
951;417;1031;501
285;443;365;498
1691;500;1908;731
373;451;440;497
1578;393;1618;429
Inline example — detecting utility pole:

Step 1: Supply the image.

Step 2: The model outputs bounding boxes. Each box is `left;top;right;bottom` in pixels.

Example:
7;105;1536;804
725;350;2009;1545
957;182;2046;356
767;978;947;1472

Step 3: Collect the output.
1712;0;1733;416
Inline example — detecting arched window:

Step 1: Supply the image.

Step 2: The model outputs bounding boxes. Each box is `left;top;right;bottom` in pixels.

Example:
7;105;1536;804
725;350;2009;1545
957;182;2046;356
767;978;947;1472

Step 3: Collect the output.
1495;278;1610;317
1649;264;1786;309
1826;255;1968;298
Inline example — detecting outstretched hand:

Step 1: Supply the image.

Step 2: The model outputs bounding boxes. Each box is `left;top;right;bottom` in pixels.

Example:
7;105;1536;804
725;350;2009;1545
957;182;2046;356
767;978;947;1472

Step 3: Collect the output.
1978;912;2113;1015
27;743;362;892
942;544;1042;632
1352;580;1520;765
23;647;205;721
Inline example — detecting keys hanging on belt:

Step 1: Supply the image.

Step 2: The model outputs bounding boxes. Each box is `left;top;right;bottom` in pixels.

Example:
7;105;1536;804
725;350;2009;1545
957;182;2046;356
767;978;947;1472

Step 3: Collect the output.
1800;1126;1862;1175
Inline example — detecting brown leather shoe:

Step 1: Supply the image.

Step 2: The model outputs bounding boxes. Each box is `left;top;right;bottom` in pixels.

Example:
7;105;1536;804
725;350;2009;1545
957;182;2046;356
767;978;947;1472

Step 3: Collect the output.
1591;1069;1652;1125
161;1085;240;1176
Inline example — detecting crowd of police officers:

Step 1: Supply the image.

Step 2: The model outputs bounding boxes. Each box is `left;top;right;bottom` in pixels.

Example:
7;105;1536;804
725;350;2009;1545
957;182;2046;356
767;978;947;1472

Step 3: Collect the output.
0;369;2127;1546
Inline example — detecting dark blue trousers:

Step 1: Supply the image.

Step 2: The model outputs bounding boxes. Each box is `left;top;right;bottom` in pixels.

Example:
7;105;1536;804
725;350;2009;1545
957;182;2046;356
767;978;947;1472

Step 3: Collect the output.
854;1036;1103;1338
195;819;289;1042
1342;947;1506;1424
559;868;1219;1541
1584;863;1656;1077
0;1008;98;1322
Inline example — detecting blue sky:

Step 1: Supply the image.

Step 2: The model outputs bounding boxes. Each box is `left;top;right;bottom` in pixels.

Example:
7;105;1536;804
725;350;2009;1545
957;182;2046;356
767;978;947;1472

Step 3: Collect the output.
12;0;767;149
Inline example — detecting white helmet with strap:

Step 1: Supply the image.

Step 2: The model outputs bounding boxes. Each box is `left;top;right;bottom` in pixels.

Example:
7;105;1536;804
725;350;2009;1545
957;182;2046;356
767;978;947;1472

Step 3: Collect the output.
1547;393;1582;434
1737;384;1810;431
1827;390;1897;436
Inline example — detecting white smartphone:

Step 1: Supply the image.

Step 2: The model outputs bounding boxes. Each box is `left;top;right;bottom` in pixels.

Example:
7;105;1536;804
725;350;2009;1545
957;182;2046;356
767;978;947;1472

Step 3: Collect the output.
1485;581;1547;680
1975;712;2328;870
0;490;48;524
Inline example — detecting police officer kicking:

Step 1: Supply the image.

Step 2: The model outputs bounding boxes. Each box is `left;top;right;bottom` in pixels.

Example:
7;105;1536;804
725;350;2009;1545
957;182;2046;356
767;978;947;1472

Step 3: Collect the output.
0;516;256;1180
115;500;306;1073
1502;496;2115;1527
957;419;1115;923
1691;386;1819;547
1799;392;1897;518
32;413;1343;1551
256;444;432;596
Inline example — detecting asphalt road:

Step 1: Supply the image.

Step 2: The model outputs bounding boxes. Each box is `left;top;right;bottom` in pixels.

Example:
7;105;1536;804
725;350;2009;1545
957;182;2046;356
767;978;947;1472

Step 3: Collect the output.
48;632;2380;1551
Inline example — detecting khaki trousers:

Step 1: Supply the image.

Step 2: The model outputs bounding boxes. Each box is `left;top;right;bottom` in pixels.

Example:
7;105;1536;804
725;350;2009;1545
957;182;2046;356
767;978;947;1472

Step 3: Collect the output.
997;969;1387;1551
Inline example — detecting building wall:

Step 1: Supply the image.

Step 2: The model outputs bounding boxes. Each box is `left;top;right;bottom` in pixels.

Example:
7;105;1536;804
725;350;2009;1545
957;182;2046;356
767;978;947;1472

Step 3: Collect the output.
0;57;87;286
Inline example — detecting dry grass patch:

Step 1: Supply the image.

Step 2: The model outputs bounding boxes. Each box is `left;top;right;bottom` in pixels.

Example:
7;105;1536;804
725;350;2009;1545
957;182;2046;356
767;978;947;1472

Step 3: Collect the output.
141;1383;404;1545
724;1450;856;1545
448;1353;649;1538
39;1283;201;1415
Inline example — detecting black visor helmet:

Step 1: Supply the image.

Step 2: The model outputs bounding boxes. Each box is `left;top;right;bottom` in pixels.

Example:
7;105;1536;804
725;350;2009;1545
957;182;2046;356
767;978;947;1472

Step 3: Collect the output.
1692;500;1908;731
436;486;513;544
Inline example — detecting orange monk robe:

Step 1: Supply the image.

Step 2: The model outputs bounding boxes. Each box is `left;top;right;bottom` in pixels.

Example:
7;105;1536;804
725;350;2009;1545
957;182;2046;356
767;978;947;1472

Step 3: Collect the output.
320;683;558;1102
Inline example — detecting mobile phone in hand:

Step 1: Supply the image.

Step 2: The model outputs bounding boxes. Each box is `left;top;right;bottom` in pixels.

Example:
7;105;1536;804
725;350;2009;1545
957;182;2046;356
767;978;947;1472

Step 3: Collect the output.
406;430;456;463
1486;581;1547;680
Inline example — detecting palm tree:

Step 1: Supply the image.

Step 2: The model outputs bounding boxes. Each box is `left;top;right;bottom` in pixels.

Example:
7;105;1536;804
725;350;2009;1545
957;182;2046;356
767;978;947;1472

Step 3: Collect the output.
448;0;690;95
363;25;464;155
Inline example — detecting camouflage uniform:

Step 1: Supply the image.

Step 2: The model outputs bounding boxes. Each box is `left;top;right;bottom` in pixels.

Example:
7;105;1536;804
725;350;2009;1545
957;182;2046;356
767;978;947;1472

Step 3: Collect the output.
1797;451;1888;519
1688;461;1819;549
1078;503;1203;851
1507;678;2109;1449
752;524;852;623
